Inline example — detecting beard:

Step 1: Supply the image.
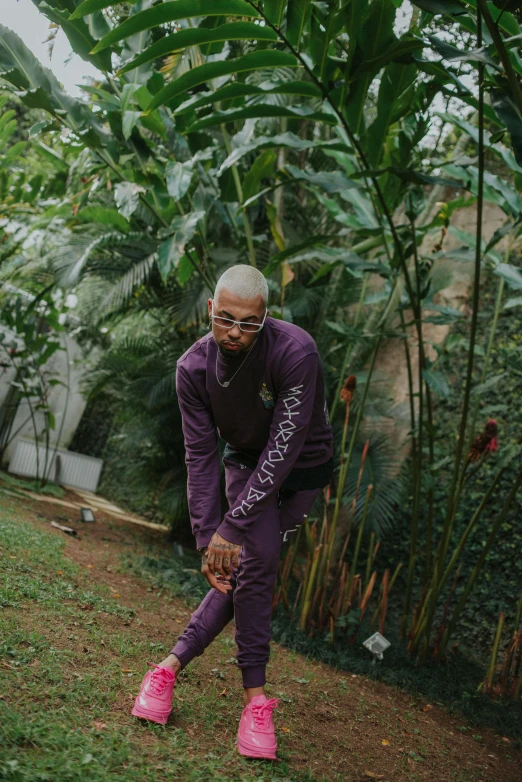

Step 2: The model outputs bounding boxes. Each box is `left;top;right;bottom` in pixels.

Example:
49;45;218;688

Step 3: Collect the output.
218;342;246;360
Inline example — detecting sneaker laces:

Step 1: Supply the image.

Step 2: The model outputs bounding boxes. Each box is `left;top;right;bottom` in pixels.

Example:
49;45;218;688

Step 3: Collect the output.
250;697;279;730
146;663;174;696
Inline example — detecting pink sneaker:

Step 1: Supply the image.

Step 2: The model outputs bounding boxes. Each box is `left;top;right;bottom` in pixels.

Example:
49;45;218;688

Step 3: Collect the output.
131;663;176;725
237;694;279;760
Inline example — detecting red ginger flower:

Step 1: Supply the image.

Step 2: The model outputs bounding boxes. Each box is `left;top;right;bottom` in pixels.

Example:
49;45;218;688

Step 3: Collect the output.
467;419;498;463
340;375;356;404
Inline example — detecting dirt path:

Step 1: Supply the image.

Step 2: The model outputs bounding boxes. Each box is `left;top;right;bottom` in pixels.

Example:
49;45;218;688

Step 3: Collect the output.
2;489;521;782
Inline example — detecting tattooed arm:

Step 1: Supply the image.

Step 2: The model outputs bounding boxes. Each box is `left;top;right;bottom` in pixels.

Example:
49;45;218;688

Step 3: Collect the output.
201;531;241;590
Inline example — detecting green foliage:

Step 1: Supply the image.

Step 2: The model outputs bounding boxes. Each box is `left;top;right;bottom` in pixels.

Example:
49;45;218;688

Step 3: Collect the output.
0;0;521;671
387;263;522;656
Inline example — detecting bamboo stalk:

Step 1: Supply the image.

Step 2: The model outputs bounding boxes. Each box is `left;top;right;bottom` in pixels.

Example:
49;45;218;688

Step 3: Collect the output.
329;275;370;423
334;562;347;622
308;544;327;622
365;531;375;588
291;582;303;621
326;333;383;568
345;485;373;608
299;545;322;630
372;562;403;625
466;258;508;455
412;466;505;649
512;636;522;698
421;8;487;660
433;566;461;658
438;465;522;657
349;571;377;645
498;630;519;694
360;571;377;614
482;613;505;695
513;593;522;635
402;213;426;636
379;569;390;636
347;440;370;536
423;384;435;586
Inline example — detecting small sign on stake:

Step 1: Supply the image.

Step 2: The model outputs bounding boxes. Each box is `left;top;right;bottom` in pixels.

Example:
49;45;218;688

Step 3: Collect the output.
363;631;391;662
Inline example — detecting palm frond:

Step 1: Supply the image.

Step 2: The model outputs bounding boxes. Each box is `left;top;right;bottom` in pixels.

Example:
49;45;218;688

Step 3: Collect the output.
341;431;408;538
100;252;157;316
50;231;153;286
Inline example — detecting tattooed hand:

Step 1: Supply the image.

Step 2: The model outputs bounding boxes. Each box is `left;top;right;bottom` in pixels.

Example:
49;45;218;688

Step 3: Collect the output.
201;532;241;594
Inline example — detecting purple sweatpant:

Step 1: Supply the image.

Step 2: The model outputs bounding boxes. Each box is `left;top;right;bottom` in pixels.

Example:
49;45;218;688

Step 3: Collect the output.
170;459;320;688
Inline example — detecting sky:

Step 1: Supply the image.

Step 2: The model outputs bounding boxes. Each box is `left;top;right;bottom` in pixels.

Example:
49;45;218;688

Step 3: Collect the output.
1;0;102;97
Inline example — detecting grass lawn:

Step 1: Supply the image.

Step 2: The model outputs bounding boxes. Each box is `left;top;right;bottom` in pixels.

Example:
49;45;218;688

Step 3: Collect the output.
1;487;521;781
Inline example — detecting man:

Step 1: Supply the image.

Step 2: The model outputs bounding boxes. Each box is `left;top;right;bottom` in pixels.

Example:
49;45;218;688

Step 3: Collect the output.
132;264;333;760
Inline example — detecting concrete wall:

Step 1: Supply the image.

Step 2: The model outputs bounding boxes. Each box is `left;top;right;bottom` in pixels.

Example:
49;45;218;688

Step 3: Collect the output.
1;331;89;466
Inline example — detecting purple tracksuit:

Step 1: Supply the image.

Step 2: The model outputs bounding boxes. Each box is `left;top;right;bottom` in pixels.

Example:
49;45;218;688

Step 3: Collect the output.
170;318;333;687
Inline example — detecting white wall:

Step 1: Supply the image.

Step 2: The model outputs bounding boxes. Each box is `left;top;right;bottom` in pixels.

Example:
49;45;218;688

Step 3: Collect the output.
1;331;90;466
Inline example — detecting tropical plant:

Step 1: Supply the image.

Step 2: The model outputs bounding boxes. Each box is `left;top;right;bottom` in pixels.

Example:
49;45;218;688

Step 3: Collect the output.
0;287;71;485
0;0;521;666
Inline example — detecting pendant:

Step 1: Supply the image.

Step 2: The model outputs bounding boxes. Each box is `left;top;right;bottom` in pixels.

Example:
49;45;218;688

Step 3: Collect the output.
223;381;229;387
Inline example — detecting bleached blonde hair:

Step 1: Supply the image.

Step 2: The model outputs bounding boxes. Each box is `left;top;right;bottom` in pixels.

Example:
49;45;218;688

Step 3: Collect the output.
214;264;268;305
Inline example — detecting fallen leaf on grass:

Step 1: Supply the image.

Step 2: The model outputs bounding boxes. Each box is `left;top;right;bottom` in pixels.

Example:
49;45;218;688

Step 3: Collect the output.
281;727;291;733
112;593;120;599
422;704;433;712
51;521;77;536
120;669;135;673
381;739;390;746
220;688;227;697
364;772;384;779
87;565;94;569
501;737;510;743
56;571;63;575
92;720;108;731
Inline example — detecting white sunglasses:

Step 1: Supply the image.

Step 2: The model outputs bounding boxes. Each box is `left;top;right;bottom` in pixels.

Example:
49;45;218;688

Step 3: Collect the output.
211;301;267;333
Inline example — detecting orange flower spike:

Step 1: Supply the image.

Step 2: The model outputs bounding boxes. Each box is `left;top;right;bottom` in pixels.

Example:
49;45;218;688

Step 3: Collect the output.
361;439;370;465
467;419;499;463
340;375;357;403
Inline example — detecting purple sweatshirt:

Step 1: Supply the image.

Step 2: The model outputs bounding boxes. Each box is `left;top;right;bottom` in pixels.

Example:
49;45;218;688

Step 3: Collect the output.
176;317;333;550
